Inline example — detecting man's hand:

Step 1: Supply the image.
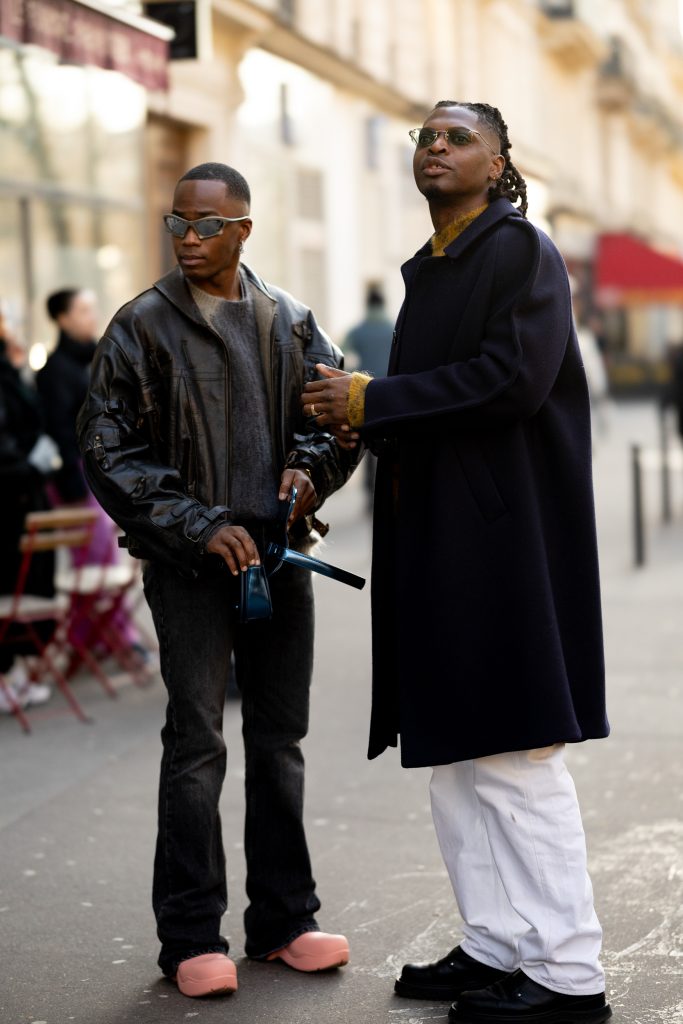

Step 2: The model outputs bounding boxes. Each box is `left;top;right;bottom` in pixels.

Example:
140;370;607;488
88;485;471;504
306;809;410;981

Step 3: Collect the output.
279;468;317;525
301;366;361;449
206;525;260;576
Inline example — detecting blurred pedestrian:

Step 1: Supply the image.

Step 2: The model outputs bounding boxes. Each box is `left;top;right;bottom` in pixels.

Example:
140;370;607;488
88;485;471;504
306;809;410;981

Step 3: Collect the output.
37;288;140;654
344;286;393;509
303;101;610;1024
37;289;99;504
0;307;55;712
78;163;357;998
576;315;609;438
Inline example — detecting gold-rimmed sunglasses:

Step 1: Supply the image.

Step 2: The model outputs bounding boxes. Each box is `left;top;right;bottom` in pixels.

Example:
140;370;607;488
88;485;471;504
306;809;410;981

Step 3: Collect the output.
409;126;499;156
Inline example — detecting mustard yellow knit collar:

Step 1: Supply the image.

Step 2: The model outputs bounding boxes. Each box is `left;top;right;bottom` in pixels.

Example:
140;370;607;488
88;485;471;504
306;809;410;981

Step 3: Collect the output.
430;204;488;257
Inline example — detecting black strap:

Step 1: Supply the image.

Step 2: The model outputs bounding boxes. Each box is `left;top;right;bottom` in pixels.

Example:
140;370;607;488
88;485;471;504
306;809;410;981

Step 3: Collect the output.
266;543;365;590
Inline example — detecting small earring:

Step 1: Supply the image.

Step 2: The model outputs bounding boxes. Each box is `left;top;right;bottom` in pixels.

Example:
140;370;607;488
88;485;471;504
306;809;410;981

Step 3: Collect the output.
239;241;245;254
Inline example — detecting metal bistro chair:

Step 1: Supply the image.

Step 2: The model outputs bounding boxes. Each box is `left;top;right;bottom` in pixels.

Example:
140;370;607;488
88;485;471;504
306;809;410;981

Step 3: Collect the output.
54;523;155;691
0;507;98;732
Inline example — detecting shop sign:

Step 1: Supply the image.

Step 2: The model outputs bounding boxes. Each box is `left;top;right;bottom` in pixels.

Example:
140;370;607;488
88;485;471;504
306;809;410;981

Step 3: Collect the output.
0;0;170;90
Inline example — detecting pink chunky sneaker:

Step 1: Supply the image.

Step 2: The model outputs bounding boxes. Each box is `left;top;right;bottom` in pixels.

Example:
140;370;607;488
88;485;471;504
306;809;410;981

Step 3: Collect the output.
173;952;238;997
267;931;350;972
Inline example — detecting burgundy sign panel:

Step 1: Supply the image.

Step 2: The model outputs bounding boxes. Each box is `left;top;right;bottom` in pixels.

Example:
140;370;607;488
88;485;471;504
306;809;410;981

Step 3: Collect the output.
0;0;169;90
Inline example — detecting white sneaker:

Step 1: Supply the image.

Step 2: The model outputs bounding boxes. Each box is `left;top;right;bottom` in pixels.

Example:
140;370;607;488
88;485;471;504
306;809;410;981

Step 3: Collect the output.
0;664;52;713
24;682;53;706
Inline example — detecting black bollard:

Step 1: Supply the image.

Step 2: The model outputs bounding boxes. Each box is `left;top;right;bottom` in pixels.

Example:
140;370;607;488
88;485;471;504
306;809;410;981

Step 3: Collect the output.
659;404;672;524
631;444;645;568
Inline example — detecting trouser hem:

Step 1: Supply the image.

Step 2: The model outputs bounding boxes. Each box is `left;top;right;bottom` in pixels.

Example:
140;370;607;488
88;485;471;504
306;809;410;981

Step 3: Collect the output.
158;937;231;977
246;920;320;960
460;939;517;975
520;967;606;998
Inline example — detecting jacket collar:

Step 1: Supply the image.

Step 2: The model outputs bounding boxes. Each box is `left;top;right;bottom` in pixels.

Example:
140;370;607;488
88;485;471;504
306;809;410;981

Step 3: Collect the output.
153;262;277;328
152;264;278;391
402;198;523;278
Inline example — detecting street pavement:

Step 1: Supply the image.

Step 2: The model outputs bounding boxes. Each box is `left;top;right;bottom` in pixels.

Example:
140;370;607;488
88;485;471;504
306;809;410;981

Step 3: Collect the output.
1;401;682;1024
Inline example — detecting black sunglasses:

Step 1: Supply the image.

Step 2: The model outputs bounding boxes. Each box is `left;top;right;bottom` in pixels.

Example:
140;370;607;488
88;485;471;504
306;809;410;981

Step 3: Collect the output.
409;126;499;156
163;214;250;240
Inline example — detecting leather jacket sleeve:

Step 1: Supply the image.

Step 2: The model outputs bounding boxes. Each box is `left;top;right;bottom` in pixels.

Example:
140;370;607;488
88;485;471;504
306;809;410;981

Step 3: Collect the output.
77;331;231;573
283;308;362;504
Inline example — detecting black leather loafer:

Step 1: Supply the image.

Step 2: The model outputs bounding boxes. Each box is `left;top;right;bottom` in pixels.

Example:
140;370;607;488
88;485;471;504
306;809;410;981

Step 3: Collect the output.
395;945;511;1001
449;969;612;1023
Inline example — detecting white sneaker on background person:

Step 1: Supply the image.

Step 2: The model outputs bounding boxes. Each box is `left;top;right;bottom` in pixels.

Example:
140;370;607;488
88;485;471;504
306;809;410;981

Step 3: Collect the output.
0;662;52;713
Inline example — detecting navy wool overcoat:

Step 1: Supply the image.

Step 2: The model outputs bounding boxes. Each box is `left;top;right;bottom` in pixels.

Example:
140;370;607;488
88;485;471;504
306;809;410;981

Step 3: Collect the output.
363;199;609;768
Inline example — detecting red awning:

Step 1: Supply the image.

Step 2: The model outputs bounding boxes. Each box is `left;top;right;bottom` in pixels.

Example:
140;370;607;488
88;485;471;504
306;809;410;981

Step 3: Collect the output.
0;0;172;91
595;233;683;307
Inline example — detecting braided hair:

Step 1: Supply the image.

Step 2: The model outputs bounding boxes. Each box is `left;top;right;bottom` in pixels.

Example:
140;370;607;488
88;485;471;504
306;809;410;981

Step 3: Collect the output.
433;101;528;217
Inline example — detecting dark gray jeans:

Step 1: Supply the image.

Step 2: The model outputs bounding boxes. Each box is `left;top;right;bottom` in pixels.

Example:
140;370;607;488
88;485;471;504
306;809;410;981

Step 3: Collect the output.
143;555;321;975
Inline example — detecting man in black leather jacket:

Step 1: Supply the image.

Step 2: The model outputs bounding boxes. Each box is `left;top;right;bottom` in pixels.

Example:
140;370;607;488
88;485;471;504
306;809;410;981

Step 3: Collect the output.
77;163;357;998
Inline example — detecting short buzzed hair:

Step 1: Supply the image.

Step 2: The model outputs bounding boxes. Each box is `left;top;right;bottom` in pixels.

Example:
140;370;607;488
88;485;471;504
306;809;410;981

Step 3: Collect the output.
178;162;251;207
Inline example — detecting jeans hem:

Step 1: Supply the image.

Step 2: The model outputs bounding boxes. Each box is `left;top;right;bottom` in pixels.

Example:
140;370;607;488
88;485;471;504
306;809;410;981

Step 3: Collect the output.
246;920;320;961
158;939;230;978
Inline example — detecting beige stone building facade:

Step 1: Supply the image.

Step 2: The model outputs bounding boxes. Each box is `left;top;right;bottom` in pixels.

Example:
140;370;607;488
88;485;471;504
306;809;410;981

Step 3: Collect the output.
4;0;683;382
141;0;683;383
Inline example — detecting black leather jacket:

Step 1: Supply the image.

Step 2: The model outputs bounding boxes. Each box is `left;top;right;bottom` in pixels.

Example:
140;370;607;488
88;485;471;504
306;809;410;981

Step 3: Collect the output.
77;264;358;572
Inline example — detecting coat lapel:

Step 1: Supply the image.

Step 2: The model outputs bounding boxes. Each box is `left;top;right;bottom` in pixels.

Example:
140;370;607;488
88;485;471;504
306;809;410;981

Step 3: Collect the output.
400;198;522;281
442;198;521;261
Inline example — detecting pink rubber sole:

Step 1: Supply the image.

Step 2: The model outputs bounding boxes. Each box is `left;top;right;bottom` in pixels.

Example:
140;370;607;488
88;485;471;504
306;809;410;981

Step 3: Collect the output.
174;954;238;998
267;934;350;973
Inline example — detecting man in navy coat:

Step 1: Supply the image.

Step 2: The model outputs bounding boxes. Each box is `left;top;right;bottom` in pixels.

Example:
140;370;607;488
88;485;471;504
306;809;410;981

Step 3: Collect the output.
302;102;610;1024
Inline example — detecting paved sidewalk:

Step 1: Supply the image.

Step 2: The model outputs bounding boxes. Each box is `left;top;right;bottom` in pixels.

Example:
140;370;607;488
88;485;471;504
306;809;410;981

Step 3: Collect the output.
0;402;682;1024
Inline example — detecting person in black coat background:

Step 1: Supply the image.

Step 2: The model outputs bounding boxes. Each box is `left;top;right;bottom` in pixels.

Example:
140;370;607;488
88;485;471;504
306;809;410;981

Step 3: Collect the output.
37;289;139;651
0;313;56;710
37;289;98;504
303;102;610;1024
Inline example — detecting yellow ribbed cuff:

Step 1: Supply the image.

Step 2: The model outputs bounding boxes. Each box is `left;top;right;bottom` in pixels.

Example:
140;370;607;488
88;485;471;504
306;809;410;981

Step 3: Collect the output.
347;372;372;429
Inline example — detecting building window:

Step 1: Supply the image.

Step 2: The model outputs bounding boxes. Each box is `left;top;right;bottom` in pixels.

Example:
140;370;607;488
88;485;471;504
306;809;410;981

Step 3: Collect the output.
539;0;575;16
365;116;383;171
296;169;324;221
277;0;296;26
351;17;362;61
299;247;327;323
279;82;295;146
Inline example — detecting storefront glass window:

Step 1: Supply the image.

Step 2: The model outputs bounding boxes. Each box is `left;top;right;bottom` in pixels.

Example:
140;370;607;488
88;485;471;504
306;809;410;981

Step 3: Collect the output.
29;200;144;347
0;40;147;353
0;45;145;199
0;197;25;333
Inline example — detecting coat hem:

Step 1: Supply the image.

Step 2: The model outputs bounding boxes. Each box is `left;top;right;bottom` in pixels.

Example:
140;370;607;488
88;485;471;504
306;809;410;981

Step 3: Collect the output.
393;727;610;769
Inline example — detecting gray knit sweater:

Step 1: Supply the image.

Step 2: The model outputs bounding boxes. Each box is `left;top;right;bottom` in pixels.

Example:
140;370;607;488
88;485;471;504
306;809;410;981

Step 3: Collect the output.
188;274;280;521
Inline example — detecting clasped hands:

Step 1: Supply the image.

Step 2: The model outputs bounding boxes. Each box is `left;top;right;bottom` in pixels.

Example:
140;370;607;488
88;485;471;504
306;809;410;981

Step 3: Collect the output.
207;366;357;577
300;364;359;451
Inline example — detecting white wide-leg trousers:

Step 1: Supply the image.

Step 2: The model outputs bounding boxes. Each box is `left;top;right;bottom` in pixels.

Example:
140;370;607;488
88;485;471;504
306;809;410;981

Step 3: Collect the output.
429;744;605;995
